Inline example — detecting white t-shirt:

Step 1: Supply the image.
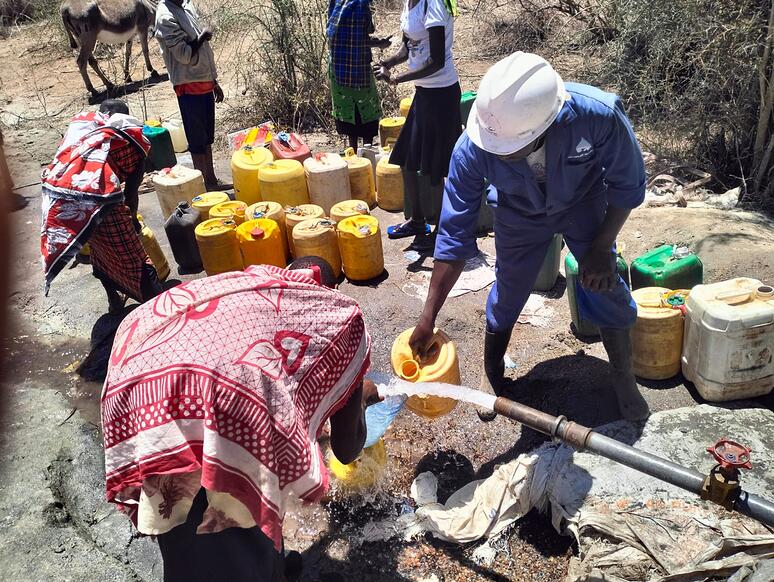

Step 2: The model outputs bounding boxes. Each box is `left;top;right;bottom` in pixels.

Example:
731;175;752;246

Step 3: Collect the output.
527;144;547;182
400;0;458;89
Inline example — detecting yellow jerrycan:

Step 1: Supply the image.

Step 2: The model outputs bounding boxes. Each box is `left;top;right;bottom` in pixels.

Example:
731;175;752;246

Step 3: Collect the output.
292;218;342;278
379;116;405;147
231;145;274;205
284;204;325;258
330;199;370;224
337;215;384;282
236;218;287;269
328;439;387;491
631;287;688;380
137;214;170;281
209;200;247;225
376;154;404;211
258;159;310;207
152;165;206;219
343;147;376;207
246;201;287;255
191;191;230;221
195;218;243;275
391;327;460;418
399;96;413;118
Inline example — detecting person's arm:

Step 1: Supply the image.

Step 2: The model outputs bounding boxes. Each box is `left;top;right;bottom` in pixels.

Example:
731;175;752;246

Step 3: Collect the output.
123;164;144;231
156;15;212;65
579;97;646;292
409;142;487;357
329;379;380;464
379;34;409;69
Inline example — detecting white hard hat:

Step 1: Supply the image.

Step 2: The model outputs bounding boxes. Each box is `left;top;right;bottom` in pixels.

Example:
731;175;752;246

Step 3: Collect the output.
467;52;568;155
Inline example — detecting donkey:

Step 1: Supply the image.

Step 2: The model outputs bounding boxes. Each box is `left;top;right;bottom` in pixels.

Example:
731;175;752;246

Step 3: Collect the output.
61;0;161;97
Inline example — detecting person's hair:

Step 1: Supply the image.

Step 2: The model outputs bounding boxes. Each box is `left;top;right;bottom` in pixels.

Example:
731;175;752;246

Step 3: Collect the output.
99;99;130;116
288;256;337;288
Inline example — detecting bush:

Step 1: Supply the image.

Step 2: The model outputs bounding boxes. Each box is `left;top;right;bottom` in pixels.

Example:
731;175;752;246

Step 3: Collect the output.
217;0;332;132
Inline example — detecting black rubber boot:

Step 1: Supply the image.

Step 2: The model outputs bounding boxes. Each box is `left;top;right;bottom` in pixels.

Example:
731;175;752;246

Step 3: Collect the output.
599;327;650;421
477;327;513;422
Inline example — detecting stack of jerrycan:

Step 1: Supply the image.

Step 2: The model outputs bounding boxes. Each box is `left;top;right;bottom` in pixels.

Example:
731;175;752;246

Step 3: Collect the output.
259;160;310;207
136;214;170;281
164;202;203;274
292;218;342;277
285;204;325;258
269;132;311;163
153;165;206;219
337;215;384;282
195;218;242;276
236;218;287;269
379;117;405;147
533;234;564;291
230;145;273;206
304;152;351;214
631;287;689;380
631;244;703;290
343;148;376;207
391;327;459;418
191;191;229;220
682;278;774;401
565;248;630;337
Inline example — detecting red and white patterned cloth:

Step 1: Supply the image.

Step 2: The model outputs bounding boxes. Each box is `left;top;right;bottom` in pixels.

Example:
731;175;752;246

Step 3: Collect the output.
41;111;149;295
102;265;371;549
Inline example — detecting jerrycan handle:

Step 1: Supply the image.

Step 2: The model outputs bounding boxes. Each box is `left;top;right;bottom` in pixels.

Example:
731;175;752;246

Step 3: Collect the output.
413;334;442;364
715;288;753;304
344;147;355;158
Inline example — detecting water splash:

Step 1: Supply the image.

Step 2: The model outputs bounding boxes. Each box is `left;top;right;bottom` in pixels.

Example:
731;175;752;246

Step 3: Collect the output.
376;376;497;411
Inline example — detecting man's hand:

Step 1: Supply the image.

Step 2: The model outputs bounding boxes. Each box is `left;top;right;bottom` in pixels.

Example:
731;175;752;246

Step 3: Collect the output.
361;379;382;407
199;27;213;43
409;319;437;361
368;34;393;49
372;63;394;84
214;82;224;103
579;245;616;292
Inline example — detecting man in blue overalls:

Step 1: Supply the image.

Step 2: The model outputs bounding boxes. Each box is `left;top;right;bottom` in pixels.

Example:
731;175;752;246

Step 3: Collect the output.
409;52;650;422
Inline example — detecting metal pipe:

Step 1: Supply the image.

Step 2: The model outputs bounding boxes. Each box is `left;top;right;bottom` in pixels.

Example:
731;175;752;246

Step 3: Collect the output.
493;397;774;527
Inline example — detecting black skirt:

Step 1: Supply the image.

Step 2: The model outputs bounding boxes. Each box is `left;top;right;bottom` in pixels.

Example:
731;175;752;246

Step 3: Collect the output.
389;82;462;185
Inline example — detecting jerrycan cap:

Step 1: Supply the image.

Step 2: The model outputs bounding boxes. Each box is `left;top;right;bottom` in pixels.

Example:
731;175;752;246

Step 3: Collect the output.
177;201;190;209
250;227;265;239
757;285;774;299
672;245;692;260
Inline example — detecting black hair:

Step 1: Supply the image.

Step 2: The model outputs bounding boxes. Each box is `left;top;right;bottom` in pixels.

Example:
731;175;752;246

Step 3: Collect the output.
99;99;130;116
288;256;337;288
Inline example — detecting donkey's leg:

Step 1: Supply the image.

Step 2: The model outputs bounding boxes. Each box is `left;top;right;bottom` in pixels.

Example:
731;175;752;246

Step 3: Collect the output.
88;50;116;92
139;28;160;78
123;38;134;84
76;34;99;96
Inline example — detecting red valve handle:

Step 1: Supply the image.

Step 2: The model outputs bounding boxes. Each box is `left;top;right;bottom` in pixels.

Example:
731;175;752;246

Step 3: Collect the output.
707;439;752;471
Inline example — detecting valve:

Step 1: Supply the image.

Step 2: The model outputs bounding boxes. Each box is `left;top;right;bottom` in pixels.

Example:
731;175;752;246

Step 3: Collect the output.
701;439;752;510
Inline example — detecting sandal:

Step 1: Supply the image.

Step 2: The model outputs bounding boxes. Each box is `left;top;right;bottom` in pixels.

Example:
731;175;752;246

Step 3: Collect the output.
387;221;430;239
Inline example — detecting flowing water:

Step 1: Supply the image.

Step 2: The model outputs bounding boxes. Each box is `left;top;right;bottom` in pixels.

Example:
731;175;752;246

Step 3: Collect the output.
376;377;497;411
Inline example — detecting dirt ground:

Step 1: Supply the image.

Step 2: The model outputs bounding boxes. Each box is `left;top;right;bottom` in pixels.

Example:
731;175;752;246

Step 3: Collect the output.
2;10;774;582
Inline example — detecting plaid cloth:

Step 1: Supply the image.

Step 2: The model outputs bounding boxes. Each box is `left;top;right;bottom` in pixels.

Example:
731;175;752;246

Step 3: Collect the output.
89;204;153;301
108;140;145;182
327;0;374;89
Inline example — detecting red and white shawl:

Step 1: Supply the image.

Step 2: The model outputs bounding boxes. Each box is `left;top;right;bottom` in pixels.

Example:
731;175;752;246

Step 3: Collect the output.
102;265;371;549
41;111;149;294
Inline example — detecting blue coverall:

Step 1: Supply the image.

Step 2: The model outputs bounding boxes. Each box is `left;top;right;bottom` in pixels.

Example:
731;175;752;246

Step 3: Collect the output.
434;83;646;333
